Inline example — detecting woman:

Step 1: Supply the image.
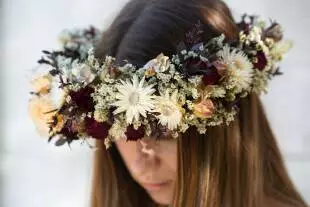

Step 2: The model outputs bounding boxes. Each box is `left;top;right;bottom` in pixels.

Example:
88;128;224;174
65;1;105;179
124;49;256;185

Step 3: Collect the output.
28;0;308;206
90;0;308;207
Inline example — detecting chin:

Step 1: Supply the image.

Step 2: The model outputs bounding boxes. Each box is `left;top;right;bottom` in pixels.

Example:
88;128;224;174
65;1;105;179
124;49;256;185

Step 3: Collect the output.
139;180;175;205
145;186;174;205
149;193;173;205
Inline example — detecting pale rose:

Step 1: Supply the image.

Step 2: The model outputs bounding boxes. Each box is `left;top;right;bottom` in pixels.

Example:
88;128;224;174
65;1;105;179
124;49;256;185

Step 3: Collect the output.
143;53;170;72
193;99;215;119
31;74;52;94
270;40;293;61
72;63;96;84
28;95;56;136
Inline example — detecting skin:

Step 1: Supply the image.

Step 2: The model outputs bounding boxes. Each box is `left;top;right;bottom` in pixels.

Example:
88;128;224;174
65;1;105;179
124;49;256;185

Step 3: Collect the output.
116;137;177;205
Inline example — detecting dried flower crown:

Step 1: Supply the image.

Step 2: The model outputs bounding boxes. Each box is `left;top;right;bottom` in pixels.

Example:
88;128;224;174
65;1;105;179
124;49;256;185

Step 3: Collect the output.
28;14;292;148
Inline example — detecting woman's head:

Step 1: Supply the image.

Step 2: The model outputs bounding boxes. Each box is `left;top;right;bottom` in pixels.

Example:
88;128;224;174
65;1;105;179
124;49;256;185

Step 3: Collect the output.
91;0;307;206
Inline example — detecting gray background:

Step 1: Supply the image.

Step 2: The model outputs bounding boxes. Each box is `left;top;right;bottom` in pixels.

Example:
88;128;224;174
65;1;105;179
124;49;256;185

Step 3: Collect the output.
1;0;309;206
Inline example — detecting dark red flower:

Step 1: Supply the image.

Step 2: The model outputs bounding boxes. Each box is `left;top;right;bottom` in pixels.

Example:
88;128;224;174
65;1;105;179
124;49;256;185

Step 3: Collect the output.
84;117;111;140
69;86;95;112
125;125;145;141
253;51;268;71
202;66;221;85
182;57;209;76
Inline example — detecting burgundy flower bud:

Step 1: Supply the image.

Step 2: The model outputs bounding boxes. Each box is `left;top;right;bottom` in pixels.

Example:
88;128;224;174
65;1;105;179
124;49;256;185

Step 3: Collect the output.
182;57;209;76
69;86;95;112
202;66;221;85
253;51;268;71
85;117;111;140
125;125;145;141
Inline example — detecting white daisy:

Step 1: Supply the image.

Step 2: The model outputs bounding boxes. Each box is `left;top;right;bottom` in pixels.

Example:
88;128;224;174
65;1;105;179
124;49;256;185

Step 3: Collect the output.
153;90;183;130
113;75;155;124
217;45;253;92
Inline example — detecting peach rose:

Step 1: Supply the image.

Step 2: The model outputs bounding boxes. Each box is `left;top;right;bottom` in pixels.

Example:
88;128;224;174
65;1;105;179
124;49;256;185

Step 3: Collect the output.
31;74;52;94
28;95;56;136
193;99;215;119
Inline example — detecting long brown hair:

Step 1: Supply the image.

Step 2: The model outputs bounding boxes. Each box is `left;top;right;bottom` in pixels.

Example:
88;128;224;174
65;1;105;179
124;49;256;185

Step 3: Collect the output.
91;0;308;206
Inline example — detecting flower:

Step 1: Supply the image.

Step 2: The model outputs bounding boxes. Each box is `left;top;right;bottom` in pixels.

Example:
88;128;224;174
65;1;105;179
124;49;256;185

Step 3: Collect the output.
253;51;268;71
125;124;145;141
153;91;183;130
72;63;96;84
142;53;170;72
84;117;111;140
69;86;95;112
182;57;208;75
113;75;156;124
201;66;221;85
270;40;293;61
181;57;220;85
30;74;52;94
28;95;56;136
217;45;253;92
193;99;215;119
144;68;156;78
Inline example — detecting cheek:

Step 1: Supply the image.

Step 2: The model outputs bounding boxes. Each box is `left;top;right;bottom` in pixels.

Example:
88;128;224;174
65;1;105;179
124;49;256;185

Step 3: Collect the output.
157;139;178;172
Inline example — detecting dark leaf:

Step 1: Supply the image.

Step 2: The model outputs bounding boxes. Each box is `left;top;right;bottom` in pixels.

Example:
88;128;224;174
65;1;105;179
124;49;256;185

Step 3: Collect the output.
55;138;67;146
49;69;60;76
42;50;51;54
264;22;283;42
38;58;51;65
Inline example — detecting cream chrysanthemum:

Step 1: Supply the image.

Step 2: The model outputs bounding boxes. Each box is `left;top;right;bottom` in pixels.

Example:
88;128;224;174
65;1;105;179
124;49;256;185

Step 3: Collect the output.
270;40;293;61
31;74;52;94
153;90;183;130
217;45;253;92
28;95;56;136
113;75;155;124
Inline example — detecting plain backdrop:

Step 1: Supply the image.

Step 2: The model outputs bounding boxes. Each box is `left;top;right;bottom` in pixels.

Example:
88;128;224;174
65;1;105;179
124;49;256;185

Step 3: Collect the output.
1;0;310;206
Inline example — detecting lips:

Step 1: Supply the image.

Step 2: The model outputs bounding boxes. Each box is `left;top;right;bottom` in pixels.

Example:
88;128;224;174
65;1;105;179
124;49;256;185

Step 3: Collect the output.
142;180;171;192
